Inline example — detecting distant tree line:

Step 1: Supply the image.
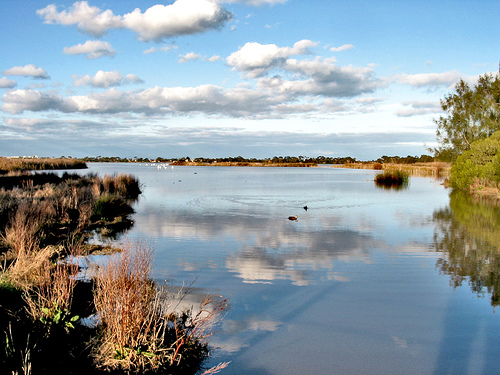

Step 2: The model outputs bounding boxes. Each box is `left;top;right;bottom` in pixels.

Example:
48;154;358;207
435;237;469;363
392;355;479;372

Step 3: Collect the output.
83;154;434;165
83;156;150;163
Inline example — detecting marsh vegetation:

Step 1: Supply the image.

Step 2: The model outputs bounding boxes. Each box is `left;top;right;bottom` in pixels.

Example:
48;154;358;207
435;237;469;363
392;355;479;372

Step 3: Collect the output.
374;170;410;188
0;157;86;174
0;168;227;374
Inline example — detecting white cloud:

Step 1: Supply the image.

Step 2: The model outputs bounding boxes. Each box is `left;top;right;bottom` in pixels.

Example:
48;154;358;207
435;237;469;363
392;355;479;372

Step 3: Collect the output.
179;52;220;63
63;40;116;59
0;77;17;88
124;74;144;84
330;44;354;52
2;64;50;79
1;85;276;117
123;0;233;42
258;56;382;98
356;97;384;104
72;70;142;88
226;40;317;77
38;0;233;42
397;71;462;88
179;52;203;63
396;101;442;117
36;1;122;37
1;89;62;114
143;45;178;54
205;55;221;62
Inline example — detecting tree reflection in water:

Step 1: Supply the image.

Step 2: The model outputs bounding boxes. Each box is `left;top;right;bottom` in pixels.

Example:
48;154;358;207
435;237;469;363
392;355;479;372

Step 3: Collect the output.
433;190;500;306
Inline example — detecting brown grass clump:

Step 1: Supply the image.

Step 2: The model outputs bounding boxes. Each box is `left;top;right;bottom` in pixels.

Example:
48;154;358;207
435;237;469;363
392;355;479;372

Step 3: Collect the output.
24;259;80;331
93;242;227;374
2;201;54;263
91;173;142;200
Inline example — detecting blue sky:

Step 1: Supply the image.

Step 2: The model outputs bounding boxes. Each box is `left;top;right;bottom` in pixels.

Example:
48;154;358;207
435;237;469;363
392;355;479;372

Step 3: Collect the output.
1;0;499;159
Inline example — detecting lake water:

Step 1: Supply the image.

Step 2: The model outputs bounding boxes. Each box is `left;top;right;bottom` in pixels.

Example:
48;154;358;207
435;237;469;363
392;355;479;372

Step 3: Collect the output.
80;163;500;374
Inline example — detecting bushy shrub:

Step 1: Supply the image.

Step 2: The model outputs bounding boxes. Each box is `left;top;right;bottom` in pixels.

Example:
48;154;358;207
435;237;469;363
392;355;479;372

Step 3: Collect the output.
450;131;500;190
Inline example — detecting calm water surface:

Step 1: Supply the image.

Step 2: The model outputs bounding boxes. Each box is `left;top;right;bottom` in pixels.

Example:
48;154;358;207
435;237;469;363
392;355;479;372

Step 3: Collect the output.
82;163;500;374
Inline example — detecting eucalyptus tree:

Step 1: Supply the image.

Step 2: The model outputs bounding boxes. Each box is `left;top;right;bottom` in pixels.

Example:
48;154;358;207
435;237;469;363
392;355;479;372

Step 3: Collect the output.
434;73;500;161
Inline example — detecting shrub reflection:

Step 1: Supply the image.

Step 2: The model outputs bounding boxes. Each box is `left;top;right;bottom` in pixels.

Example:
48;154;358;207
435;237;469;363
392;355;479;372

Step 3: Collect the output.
433;190;500;306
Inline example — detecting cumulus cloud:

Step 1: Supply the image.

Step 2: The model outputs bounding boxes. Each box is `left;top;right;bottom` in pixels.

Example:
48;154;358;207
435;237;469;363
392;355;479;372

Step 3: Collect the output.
205;55;221;62
1;89;62;114
72;70;142;88
2;64;50;79
179;52;203;63
143;45;178;54
0;77;17;88
257;56;382;98
330;44;354;52
122;0;233;41
396;101;442;117
227;40;317;77
38;0;233;42
1;85;278;117
227;40;380;98
63;40;116;59
36;1;122;37
179;52;220;63
1;43;382;117
396;70;462;88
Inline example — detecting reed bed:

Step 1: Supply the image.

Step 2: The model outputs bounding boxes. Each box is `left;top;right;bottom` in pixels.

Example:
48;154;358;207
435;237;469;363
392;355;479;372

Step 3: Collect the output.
0;157;86;173
333;162;451;178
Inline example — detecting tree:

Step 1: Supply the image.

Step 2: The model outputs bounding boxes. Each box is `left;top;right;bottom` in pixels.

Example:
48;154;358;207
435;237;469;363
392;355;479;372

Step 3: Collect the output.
434;73;500;161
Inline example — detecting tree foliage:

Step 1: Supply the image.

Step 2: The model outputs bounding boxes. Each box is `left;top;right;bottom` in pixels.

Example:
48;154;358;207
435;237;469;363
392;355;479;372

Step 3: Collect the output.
434;73;500;161
450;130;500;190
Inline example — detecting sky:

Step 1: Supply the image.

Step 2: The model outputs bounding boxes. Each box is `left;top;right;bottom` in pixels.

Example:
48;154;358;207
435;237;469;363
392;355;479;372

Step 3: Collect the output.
1;0;499;160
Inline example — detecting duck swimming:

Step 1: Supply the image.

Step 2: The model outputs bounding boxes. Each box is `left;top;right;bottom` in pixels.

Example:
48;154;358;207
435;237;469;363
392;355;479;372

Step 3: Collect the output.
288;215;298;221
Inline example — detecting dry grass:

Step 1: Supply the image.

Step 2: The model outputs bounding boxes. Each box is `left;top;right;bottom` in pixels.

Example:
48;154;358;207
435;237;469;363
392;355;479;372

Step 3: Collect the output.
91;173;142;200
0;157;86;173
24;259;80;329
93;242;227;373
334;162;451;178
